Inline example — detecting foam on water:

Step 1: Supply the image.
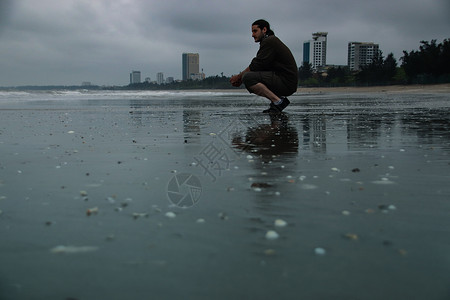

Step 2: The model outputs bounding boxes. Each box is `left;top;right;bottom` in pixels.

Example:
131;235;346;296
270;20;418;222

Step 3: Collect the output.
0;89;246;103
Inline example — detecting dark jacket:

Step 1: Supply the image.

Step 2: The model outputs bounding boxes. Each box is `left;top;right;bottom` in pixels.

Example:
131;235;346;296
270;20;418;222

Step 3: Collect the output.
249;35;298;90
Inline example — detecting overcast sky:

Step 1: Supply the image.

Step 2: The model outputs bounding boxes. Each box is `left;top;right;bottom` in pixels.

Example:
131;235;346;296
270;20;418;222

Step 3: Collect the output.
0;0;449;86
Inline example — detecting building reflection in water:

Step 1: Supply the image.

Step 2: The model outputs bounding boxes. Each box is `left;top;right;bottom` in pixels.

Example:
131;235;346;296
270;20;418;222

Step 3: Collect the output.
183;109;201;144
301;115;327;153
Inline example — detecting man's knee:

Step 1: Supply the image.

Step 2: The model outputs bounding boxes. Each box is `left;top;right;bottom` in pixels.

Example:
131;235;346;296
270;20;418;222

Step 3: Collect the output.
242;72;254;86
242;72;261;91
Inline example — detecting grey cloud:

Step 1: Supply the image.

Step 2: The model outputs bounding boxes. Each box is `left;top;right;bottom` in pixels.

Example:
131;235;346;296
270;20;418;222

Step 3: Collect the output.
0;0;14;36
0;0;448;86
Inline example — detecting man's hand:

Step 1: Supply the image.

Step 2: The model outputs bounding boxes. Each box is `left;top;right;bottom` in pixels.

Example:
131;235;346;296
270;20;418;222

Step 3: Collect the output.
230;74;242;87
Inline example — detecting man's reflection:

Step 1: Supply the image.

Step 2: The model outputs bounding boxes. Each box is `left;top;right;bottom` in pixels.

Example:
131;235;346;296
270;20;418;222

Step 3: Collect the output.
231;113;298;162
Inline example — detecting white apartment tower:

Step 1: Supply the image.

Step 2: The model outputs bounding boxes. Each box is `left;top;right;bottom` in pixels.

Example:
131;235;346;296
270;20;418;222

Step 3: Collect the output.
303;32;328;70
348;42;380;71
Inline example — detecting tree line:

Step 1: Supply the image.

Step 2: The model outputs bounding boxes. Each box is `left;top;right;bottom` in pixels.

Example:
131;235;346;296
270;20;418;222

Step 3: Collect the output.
298;38;450;87
126;75;234;90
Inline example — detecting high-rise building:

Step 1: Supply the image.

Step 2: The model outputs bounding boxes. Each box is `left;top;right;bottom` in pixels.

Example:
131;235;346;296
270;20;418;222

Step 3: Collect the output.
303;32;328;71
157;72;164;85
347;42;380;71
130;71;141;84
182;53;200;81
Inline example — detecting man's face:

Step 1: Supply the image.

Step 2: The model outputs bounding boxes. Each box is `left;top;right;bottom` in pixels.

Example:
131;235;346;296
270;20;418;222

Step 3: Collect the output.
252;25;267;42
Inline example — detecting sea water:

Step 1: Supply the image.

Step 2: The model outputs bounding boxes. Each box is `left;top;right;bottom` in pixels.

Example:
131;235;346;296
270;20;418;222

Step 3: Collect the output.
0;90;449;299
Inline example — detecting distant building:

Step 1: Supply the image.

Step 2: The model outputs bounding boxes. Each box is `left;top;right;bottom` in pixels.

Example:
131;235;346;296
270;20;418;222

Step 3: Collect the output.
348;42;380;71
81;82;92;87
303;32;328;71
182;53;200;81
166;77;174;84
157;72;164;85
130;71;141;84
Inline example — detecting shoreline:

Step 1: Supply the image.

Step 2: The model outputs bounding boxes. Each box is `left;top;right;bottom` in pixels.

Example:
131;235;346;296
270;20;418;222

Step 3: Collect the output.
1;83;449;95
171;83;450;94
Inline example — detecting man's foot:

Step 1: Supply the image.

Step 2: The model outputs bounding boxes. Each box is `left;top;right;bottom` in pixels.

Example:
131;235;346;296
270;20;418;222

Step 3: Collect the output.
262;106;277;113
262;97;290;113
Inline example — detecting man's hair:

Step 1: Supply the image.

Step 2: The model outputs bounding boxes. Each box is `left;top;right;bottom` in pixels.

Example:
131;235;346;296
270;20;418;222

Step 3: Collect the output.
252;19;274;36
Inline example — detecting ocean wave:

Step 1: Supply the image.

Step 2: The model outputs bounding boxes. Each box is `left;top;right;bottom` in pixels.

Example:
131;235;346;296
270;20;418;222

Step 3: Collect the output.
0;90;245;103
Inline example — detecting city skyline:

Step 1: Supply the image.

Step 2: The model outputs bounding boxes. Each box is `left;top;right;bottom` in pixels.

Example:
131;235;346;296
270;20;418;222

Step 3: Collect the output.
0;0;448;86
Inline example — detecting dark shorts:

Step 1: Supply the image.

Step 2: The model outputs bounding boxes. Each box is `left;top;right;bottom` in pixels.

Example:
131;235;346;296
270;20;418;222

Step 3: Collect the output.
242;71;297;97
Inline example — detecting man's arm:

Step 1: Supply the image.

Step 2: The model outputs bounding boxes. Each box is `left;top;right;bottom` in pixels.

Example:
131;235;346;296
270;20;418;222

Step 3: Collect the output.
230;67;250;87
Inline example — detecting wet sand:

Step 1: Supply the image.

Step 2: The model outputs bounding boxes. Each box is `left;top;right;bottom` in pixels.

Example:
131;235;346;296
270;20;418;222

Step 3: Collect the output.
221;83;450;95
297;83;450;94
0;90;450;299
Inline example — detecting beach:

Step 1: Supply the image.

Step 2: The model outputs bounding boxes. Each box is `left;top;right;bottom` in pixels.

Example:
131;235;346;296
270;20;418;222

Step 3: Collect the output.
297;83;450;94
0;87;449;299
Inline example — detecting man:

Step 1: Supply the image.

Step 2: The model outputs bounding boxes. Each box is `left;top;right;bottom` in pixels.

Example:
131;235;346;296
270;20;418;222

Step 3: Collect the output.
230;19;298;113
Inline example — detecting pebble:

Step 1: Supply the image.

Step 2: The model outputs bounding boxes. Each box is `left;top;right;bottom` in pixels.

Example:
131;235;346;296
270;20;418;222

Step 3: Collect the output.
106;235;115;241
388;204;397;210
265;230;279;240
274;219;287;228
218;212;228;220
341;210;351;216
331;167;340;172
86;207;98;216
50;245;98;254
196;218;205;223
372;178;395;185
263;249;276;256
314;247;326;256
165;211;176;219
251;183;272;188
132;212;149;219
398;249;408;256
300;183;318;190
343;233;358;240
